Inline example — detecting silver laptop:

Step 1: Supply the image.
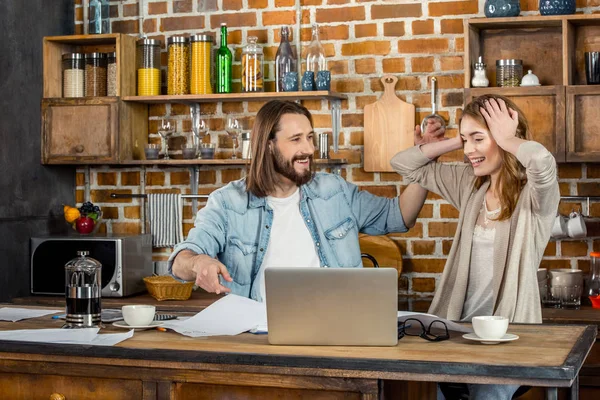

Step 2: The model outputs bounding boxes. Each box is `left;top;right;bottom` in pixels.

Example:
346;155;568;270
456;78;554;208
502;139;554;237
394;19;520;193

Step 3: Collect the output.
265;267;398;346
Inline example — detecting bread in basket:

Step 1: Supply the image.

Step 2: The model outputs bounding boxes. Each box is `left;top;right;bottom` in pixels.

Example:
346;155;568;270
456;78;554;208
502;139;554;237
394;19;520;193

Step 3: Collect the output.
143;275;194;301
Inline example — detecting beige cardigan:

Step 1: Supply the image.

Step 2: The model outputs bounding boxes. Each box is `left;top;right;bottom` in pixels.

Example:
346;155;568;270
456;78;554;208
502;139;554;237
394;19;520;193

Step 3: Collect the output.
391;141;560;323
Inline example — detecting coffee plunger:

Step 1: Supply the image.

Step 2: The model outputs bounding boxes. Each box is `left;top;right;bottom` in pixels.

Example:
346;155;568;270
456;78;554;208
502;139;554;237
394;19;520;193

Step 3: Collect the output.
63;250;103;328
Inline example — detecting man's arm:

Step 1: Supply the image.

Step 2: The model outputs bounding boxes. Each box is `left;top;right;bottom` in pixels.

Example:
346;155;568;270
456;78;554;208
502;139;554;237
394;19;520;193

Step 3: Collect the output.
172;250;233;294
397;119;446;228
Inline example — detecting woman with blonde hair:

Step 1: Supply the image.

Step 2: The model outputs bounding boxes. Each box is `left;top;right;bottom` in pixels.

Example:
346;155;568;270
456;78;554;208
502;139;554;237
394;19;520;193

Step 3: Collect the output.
391;95;560;399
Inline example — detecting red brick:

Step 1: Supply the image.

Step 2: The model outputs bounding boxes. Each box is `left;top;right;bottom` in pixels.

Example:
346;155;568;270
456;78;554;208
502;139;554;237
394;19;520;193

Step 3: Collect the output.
398;38;449;54
75;6;83;22
355;23;377;38
441;19;464;34
124;206;141;219
352;169;375;182
441;56;463;71
143;18;157;33
577;182;600;196
112;222;142;235
561;241;589;257
370;76;420;92
384;22;405;37
412;20;434;35
121;171;140;186
429;0;478;17
223;0;243;10
342;113;364;127
249;0;269;7
91;189;132;203
301;25;348;41
412;240;435;255
101;206;119;220
358;185;397;198
199;170;217;185
342;41;390;56
275;0;295;5
355;58;376;74
356;95;377;109
161;16;204;31
112;20;139;34
210;13;257;28
558;164;582;179
76;172;85;186
170;171;190;185
404;258;446;273
300;0;322;4
440;204;459;218
222;169;243;183
333;78;364;93
316;6;365;23
412;57;434;73
146;172;165;186
123;3;138;17
97;172;117;186
540;259;572;269
263;10;296;25
437;74;464;89
174;0;193;12
418;204;434;218
587;165;600;179
412;277;436;292
328;60;349;75
429;221;458;237
148;2;167;14
371;4;422;19
544;242;556;256
382;58;406;74
350;131;364;146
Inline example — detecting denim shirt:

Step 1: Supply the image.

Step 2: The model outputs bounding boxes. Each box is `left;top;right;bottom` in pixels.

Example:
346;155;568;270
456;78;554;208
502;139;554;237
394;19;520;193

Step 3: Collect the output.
168;172;407;301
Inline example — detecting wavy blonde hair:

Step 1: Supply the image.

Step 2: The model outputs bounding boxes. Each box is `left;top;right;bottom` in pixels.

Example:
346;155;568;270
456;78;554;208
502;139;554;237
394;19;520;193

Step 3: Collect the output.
461;94;531;221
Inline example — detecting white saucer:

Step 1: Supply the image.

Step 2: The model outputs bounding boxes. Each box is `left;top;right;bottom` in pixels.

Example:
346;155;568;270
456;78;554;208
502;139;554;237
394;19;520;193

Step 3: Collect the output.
112;321;164;330
462;333;519;345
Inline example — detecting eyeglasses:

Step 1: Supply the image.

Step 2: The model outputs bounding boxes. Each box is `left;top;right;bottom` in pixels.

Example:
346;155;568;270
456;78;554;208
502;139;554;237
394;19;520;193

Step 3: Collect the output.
398;318;450;342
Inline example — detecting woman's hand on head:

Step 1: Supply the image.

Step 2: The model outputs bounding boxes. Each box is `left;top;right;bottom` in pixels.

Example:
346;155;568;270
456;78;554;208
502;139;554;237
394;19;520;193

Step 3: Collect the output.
479;98;518;146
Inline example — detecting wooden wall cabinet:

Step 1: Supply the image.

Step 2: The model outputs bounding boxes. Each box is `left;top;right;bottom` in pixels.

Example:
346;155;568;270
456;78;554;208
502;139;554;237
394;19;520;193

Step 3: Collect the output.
465;15;600;163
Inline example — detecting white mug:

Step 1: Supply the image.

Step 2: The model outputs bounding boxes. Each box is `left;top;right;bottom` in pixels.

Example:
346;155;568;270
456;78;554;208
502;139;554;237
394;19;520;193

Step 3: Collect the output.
567;212;587;239
551;214;568;238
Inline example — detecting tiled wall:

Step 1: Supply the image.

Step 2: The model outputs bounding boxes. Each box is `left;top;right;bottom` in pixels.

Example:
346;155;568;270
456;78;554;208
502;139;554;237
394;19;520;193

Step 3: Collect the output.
74;0;600;295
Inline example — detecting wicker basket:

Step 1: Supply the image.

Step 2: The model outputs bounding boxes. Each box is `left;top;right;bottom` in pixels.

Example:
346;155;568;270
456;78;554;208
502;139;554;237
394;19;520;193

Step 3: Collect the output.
143;275;194;301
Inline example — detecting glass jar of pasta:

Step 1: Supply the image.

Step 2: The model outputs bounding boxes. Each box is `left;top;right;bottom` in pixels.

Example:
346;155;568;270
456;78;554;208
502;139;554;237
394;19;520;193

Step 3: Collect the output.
167;36;190;95
241;36;264;93
136;39;161;96
190;34;213;94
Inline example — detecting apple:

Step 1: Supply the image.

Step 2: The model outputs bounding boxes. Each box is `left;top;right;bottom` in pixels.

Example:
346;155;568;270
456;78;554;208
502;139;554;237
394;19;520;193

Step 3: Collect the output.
76;216;95;234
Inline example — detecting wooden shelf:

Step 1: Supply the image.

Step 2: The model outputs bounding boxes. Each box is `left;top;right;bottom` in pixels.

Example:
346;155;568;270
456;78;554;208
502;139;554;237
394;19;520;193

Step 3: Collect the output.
122;91;347;104
465;85;561;96
119;158;348;166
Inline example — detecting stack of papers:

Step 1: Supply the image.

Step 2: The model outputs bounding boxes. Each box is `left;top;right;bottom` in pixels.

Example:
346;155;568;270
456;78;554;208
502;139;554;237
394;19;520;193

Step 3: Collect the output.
0;328;133;346
397;311;473;333
0;307;63;322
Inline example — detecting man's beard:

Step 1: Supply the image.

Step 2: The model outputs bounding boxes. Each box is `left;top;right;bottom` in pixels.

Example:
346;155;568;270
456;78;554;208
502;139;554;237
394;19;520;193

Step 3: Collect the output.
273;146;313;186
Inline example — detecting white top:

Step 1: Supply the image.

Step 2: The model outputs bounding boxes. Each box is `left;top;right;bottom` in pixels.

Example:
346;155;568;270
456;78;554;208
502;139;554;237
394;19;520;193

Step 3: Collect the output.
461;201;500;321
258;188;320;301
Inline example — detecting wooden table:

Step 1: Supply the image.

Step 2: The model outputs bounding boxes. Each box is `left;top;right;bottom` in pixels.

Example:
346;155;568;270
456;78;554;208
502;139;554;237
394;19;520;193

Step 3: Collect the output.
0;305;596;400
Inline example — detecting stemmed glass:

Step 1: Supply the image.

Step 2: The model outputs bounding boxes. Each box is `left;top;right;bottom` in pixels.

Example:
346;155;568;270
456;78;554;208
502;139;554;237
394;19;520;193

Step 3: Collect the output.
158;119;174;160
225;116;241;159
192;118;208;158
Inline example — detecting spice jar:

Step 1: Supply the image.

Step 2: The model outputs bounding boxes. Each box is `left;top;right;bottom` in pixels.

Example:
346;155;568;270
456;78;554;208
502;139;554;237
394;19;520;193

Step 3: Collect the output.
242;36;264;92
190;34;213;94
241;132;252;159
496;59;523;87
85;52;107;96
62;53;84;98
471;56;489;88
167;36;190;95
107;52;117;96
136;38;161;96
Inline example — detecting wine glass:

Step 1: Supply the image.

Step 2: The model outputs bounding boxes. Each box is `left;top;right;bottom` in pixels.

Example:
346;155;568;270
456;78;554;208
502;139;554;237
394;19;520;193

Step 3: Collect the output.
192;118;208;158
158;119;174;160
225;116;241;159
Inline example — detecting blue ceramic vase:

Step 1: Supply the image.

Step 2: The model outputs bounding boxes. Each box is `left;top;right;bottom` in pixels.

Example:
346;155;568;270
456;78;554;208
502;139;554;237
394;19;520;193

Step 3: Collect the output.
484;0;520;17
301;71;315;91
539;0;576;15
315;71;331;91
282;72;298;92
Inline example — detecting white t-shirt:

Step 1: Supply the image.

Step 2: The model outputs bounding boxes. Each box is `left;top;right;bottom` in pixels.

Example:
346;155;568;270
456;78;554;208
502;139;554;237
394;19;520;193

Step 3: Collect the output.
258;188;320;301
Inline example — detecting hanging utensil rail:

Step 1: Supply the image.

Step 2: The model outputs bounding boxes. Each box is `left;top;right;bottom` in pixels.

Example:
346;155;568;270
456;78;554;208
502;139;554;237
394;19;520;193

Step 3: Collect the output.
110;193;210;199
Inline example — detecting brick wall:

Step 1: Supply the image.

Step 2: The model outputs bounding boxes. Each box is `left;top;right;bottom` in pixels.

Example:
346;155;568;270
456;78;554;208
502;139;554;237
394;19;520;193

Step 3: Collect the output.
73;0;600;296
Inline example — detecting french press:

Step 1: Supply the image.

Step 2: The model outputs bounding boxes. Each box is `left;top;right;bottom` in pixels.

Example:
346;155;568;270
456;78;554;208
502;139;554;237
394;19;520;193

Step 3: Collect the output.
64;250;103;328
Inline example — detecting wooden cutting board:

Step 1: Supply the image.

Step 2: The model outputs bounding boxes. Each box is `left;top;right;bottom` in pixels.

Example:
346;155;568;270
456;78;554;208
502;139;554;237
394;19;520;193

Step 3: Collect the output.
364;75;415;172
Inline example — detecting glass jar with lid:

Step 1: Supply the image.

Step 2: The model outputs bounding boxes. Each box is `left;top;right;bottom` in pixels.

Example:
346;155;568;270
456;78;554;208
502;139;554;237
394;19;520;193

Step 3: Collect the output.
167;36;190;95
85;52;107;96
242;36;264;92
62;53;85;98
190;34;213;94
64;250;102;328
107;52;117;96
496;59;523;87
136;38;161;96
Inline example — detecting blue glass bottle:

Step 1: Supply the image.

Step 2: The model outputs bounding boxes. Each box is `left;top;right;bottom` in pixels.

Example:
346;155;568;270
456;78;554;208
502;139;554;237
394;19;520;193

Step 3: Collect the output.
88;0;110;34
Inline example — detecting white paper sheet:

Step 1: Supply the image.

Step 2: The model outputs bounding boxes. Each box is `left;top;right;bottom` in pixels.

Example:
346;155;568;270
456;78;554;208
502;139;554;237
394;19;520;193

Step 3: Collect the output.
162;294;267;337
397;311;473;333
0;307;63;322
0;327;134;346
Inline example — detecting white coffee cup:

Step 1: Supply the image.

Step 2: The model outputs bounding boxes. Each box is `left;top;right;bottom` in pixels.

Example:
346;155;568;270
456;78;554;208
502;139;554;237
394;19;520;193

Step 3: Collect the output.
567;212;587;238
122;305;155;326
551;214;568;238
471;316;509;339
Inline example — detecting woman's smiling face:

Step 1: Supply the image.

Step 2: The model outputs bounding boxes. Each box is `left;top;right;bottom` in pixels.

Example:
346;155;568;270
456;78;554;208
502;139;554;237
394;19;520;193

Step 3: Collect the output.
460;115;502;178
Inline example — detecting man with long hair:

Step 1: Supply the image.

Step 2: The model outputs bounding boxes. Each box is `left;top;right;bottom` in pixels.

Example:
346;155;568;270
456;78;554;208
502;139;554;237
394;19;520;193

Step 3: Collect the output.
170;100;444;301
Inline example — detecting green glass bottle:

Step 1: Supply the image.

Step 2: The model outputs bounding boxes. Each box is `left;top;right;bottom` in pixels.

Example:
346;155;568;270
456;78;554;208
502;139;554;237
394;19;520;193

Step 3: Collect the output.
216;23;232;93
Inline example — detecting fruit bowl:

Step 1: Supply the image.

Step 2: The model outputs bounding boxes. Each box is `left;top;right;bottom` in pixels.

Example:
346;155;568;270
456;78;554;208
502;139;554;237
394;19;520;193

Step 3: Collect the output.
64;202;102;235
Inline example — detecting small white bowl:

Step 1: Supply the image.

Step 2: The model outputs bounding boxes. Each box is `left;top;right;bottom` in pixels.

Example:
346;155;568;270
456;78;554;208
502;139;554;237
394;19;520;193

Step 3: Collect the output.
472;316;509;340
122;305;155;327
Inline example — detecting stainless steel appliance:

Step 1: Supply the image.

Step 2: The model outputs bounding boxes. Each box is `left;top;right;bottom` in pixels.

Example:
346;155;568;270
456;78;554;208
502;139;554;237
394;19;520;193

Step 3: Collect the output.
64;250;102;328
31;234;153;297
